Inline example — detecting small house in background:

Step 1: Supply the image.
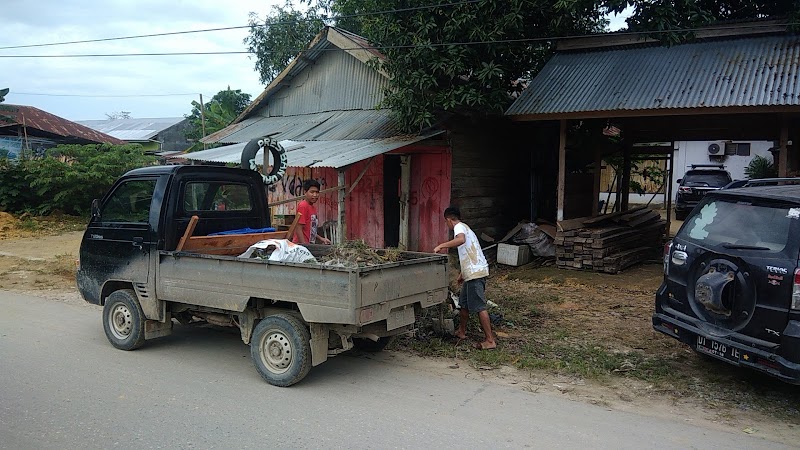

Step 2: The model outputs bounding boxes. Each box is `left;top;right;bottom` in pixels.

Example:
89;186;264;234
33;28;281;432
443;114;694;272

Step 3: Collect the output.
0;104;125;158
78;117;192;156
184;27;451;252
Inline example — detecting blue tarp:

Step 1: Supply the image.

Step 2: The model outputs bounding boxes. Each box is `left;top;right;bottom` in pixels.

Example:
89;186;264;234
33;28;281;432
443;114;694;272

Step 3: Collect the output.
208;227;276;236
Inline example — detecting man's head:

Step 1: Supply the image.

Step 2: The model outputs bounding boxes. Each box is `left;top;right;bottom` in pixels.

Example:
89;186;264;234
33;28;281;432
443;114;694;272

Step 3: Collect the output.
443;206;461;229
303;179;321;204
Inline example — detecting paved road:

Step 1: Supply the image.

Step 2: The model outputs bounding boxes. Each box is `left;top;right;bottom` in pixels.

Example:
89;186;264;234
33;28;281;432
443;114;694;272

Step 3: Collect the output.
0;290;789;449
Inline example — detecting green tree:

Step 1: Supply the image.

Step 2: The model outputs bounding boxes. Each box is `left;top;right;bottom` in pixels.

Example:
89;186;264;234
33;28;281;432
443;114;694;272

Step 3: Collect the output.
608;0;800;43
0;143;155;215
244;2;327;84
744;155;777;179
185;87;253;150
248;0;608;131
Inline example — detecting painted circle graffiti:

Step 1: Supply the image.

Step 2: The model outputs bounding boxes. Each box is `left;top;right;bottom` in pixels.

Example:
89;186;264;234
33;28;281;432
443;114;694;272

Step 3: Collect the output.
240;136;288;186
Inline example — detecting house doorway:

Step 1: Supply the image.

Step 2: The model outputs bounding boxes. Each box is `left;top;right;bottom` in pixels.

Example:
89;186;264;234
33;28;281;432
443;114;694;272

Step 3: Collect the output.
383;155;401;247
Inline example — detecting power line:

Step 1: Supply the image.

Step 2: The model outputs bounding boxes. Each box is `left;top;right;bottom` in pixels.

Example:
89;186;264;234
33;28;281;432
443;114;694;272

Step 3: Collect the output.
12;92;203;98
2;21;795;59
0;0;482;50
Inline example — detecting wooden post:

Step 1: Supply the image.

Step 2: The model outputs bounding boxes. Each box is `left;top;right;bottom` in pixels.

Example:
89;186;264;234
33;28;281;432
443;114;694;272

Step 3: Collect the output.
779;117;789;177
620;144;632;212
592;147;602;217
337;170;346;242
399;155;411;250
557;119;567;221
666;142;675;235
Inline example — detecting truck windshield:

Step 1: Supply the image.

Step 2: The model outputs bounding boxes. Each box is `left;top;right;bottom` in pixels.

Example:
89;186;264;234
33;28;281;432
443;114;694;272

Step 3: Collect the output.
679;198;798;254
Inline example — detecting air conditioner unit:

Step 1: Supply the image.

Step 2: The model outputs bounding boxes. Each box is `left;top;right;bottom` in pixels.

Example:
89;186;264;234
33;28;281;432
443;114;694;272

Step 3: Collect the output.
707;142;723;156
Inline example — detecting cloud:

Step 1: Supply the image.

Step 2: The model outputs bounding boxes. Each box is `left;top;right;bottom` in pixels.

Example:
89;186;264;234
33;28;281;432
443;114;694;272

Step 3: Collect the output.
2;0;283;120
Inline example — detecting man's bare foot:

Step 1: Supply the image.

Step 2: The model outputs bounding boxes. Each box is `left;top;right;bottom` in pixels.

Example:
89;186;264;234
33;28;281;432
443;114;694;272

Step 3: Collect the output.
474;340;497;350
454;332;467;340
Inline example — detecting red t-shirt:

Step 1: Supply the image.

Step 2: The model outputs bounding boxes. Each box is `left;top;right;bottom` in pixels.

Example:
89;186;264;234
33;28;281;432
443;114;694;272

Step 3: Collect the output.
293;200;319;244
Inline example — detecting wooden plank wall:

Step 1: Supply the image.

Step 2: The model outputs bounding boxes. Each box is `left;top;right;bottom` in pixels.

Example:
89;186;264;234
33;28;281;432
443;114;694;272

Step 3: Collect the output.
267;166;339;224
448;120;530;240
345;156;386;247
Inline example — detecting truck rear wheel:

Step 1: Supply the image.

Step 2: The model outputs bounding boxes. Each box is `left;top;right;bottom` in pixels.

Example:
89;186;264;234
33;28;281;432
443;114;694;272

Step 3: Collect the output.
251;314;311;387
102;289;146;350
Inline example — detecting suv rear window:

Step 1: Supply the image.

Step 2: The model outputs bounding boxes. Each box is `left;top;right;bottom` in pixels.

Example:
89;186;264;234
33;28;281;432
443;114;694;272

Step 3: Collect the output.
679;198;799;254
682;171;731;187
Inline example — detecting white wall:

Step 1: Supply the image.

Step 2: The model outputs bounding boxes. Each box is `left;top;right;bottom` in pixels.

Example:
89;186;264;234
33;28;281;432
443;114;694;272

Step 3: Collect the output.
671;140;774;196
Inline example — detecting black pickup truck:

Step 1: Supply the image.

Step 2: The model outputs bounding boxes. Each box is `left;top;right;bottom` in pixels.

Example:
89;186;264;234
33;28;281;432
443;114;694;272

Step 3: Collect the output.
77;164;448;386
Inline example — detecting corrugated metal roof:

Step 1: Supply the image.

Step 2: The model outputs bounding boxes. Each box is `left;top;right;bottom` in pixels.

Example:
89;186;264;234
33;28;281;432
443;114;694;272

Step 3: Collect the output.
204;109;401;144
230;27;387;126
506;35;800;118
77;117;186;141
175;132;442;169
0;105;126;145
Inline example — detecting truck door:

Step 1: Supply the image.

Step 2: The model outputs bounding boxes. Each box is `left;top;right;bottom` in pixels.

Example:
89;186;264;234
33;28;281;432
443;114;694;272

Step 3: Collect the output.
78;177;157;307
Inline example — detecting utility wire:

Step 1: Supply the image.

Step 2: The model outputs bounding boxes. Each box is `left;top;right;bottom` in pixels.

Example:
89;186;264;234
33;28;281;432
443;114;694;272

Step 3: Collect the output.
1;21;795;59
0;0;482;50
12;92;203;98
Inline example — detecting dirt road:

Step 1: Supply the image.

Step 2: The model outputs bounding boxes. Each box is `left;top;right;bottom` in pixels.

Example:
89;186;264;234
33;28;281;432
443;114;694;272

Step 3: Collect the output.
0;226;798;445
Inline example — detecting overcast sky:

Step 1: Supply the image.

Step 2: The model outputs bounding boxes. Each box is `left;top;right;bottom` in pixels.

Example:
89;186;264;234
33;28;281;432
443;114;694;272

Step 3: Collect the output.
2;1;631;123
3;0;283;121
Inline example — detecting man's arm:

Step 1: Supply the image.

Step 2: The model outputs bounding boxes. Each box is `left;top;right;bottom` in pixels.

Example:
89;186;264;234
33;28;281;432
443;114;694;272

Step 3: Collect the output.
433;233;465;253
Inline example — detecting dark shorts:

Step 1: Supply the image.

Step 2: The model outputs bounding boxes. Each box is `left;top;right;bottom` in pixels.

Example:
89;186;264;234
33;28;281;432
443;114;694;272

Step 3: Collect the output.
459;277;487;313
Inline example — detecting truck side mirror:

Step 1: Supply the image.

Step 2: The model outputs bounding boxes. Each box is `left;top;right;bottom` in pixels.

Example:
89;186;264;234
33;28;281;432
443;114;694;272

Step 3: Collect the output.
91;199;101;219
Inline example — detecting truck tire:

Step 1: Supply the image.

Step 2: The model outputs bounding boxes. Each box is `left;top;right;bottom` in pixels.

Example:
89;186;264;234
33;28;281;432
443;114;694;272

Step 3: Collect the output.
102;289;146;351
352;337;392;352
251;314;312;387
240;136;288;186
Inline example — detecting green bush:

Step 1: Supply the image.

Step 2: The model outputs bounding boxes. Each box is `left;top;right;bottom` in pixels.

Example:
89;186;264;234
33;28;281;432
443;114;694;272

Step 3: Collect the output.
0;143;156;215
744;155;777;180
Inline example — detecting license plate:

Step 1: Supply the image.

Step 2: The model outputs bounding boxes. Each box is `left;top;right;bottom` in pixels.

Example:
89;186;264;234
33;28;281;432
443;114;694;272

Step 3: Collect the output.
696;336;741;363
386;306;415;331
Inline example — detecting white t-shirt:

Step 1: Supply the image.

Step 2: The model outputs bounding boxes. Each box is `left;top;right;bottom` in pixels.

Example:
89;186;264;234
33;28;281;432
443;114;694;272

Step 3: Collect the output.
453;222;489;281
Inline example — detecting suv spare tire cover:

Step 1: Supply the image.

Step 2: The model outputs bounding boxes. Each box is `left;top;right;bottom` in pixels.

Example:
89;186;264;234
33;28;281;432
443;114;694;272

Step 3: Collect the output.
241;137;288;186
688;257;755;332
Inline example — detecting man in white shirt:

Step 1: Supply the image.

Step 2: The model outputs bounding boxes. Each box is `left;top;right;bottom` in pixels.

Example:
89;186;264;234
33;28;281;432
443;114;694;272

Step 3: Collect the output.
434;206;496;350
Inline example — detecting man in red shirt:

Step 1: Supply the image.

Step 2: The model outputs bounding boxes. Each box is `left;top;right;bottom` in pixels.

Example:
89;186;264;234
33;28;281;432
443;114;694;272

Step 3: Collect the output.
292;179;331;245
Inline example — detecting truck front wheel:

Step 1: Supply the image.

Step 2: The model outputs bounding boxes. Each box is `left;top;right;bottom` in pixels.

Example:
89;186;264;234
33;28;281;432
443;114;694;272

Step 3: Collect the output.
102;289;146;350
251;314;311;387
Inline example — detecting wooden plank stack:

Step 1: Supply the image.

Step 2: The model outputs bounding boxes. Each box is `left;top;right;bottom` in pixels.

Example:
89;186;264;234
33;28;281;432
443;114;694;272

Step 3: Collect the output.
555;206;666;274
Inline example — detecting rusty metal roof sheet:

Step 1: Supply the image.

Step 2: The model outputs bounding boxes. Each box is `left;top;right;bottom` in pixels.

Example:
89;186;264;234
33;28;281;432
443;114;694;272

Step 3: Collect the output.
177;132;442;169
0;105;126;144
506;34;800;119
203;109;401;144
77;117;186;141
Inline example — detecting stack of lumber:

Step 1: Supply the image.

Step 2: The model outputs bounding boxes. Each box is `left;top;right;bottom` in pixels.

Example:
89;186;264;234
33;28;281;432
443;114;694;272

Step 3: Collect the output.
555;206;665;274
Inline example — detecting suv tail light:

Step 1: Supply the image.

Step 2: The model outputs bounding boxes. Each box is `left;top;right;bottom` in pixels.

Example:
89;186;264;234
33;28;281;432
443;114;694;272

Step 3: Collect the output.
792;268;800;310
678;187;692;194
663;242;672;275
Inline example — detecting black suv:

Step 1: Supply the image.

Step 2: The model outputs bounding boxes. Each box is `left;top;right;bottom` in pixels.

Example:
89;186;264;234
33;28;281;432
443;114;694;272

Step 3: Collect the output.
654;183;800;383
675;165;732;220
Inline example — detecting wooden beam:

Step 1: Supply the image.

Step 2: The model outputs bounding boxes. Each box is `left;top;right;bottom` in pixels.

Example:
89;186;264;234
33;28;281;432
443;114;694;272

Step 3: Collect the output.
779;117;789;177
557;119;567;221
592;147;602;217
621;144;632;212
399;155;411;250
666;142;675;234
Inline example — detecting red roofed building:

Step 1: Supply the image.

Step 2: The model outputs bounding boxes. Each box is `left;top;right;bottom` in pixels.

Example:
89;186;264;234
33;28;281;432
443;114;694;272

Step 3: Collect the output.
0;104;125;158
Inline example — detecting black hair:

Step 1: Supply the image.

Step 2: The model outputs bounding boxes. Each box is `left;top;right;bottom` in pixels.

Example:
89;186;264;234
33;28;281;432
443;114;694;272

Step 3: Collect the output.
303;179;321;191
443;206;461;220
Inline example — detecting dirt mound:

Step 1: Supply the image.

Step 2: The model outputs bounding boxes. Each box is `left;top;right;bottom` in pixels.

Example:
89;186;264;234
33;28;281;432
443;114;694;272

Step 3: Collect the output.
0;212;16;230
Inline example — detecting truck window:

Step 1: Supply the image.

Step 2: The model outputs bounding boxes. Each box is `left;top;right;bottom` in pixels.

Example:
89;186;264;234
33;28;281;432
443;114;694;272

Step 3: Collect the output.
102;179;156;223
183;182;253;212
